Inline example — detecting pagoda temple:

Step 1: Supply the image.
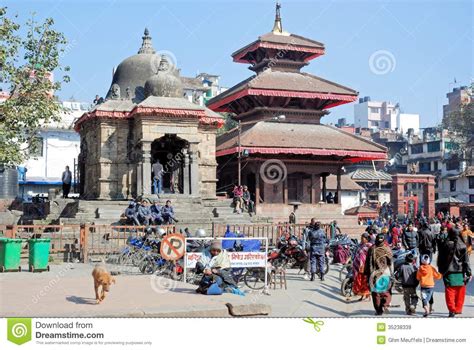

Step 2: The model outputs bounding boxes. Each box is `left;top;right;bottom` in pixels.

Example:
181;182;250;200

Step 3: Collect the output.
207;4;387;219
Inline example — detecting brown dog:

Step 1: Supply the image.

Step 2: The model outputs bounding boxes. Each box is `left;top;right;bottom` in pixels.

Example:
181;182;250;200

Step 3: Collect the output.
92;265;115;304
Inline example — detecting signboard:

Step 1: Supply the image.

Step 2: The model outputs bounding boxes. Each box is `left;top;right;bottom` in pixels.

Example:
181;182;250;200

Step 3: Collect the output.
185;251;267;269
160;234;185;260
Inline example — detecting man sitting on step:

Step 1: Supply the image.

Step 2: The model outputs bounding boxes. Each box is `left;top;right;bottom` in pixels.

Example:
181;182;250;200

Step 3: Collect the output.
161;200;178;224
137;200;152;226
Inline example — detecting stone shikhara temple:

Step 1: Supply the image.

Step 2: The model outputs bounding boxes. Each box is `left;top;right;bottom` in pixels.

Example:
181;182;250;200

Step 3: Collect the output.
207;5;387;219
75;29;223;200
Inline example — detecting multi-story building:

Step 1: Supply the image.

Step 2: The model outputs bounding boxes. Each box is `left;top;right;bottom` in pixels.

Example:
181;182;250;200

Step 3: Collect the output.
19;100;91;197
354;96;420;134
443;85;472;119
181;73;227;107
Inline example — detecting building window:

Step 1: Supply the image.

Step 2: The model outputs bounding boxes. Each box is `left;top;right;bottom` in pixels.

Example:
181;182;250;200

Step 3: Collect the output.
370;107;380;113
419;162;431;173
470;194;474;203
427;141;440;152
446;160;459;171
469;177;474;189
384;121;390;128
433;161;438;171
450;180;456;192
410;144;423;154
30;136;44;157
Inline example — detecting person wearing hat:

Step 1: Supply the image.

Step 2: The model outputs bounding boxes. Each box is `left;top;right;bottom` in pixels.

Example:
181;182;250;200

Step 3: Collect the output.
419;221;436;262
364;233;393;315
196;240;235;294
398;253;419;315
306;220;328;281
416;254;442;317
150;200;163;225
124;200;140;226
351;232;372;301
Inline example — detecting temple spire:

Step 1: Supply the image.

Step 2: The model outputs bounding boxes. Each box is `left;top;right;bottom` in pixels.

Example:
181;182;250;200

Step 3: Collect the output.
138;27;156;54
272;2;283;34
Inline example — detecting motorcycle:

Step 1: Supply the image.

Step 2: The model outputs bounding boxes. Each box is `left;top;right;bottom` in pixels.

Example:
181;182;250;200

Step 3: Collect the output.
269;235;308;272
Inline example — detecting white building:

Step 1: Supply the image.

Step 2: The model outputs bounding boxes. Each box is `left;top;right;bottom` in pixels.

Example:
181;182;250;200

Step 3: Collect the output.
354;96;419;134
325;175;364;213
181;73;227;107
19;100;91;197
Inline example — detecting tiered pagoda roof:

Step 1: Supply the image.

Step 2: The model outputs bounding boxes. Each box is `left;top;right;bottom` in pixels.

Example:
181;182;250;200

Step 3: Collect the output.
207;3;358;122
209;3;386;162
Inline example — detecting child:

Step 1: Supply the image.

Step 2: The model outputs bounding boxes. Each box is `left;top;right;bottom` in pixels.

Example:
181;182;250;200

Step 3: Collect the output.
416;254;442;317
398;253;419;315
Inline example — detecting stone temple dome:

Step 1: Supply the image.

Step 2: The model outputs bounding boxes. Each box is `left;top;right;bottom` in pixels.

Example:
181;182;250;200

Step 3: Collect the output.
106;28;163;102
144;56;183;98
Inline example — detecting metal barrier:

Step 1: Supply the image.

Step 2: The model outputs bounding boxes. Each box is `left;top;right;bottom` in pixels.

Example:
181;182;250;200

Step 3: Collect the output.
211;222;330;246
10;224;81;254
82;224;175;262
1;224;175;263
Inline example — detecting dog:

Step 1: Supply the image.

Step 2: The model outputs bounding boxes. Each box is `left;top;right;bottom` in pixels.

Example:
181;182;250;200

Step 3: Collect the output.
92;265;115;304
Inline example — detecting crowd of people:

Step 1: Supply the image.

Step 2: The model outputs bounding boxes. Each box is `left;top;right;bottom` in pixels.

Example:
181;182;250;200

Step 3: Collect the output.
123;199;178;226
350;214;472;317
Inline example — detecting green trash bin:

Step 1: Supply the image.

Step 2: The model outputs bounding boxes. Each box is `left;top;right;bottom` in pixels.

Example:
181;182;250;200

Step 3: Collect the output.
28;238;51;272
0;237;23;272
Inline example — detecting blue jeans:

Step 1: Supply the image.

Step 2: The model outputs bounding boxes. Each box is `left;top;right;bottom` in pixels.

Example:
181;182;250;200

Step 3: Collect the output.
310;252;325;275
420;287;434;307
153;177;162;194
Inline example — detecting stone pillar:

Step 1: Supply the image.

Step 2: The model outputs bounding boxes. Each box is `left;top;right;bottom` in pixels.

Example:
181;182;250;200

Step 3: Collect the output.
137;142;152;197
423;176;436;218
283;175;288;204
336;167;342;204
182;149;190;195
321;174;327;202
255;166;260;209
189;144;200;196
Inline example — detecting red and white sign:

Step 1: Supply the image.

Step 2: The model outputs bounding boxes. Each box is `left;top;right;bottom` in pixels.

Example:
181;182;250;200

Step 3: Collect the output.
160;234;185;260
185;251;267;268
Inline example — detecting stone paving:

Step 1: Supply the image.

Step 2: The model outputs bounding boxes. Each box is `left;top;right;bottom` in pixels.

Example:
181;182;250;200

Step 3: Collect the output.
1;261;473;318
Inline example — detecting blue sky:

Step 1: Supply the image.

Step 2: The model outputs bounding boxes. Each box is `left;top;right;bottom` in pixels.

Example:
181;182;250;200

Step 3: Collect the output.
4;0;473;127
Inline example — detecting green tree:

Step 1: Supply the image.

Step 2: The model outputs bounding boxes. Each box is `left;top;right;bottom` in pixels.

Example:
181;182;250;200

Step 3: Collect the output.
0;7;70;165
217;112;237;135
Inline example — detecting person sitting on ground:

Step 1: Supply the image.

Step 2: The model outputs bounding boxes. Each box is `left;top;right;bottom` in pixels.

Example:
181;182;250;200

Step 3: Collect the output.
137;200;152;226
124;201;140;226
241;185;254;215
232;185;243;214
150;200;163;225
161;200;178;224
195;240;236;294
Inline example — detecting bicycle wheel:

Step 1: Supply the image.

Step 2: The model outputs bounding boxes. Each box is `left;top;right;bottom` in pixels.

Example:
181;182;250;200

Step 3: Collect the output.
339;263;350;282
243;268;266;290
341;277;353;297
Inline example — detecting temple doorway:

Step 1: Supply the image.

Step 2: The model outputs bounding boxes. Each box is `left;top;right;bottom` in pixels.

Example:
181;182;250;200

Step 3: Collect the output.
151;135;189;194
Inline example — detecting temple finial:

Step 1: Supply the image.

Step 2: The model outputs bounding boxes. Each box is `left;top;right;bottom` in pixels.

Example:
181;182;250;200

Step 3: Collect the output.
272;2;283;34
138;27;156;54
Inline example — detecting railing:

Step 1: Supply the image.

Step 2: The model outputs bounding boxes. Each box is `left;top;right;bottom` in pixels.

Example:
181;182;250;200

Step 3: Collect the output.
211;222;330;247
1;224;175;263
82;224;175;262
9;224;81;255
